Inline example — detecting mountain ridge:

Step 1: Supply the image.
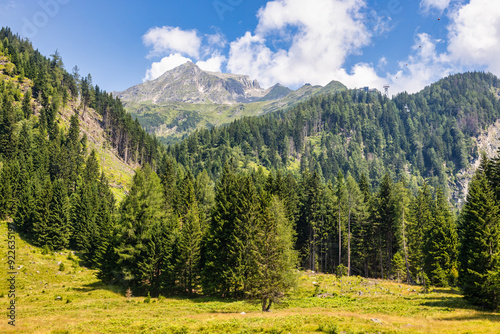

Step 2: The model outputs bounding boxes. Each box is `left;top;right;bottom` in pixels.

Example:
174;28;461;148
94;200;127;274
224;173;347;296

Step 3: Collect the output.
115;62;348;105
116;62;348;143
116;62;268;104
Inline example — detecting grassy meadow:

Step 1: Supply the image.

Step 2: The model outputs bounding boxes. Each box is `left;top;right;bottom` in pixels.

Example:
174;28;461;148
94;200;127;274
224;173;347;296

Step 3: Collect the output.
1;221;499;334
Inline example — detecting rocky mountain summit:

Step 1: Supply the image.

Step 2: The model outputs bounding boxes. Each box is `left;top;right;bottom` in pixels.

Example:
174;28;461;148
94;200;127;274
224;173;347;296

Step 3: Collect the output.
116;62;271;104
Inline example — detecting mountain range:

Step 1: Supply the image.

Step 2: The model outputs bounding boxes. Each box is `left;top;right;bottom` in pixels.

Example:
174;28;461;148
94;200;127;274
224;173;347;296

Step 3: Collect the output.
115;62;347;143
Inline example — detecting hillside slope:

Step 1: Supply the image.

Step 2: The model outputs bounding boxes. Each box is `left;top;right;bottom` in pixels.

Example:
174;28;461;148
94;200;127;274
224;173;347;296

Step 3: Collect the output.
0;54;135;201
165;72;500;206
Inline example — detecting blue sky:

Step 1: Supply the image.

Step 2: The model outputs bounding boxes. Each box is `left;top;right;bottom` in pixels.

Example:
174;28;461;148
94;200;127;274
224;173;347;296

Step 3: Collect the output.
1;0;499;95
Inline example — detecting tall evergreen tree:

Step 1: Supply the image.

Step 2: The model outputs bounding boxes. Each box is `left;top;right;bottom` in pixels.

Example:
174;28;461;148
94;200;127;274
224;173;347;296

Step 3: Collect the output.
116;164;176;296
459;157;500;308
424;189;458;286
408;182;433;281
345;173;362;276
392;178;414;284
176;171;203;294
247;195;298;311
47;179;70;250
335;171;347;273
201;161;240;296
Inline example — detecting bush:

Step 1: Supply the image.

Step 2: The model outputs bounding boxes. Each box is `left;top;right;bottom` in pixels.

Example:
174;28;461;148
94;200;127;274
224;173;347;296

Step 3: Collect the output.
41;245;52;255
318;321;339;334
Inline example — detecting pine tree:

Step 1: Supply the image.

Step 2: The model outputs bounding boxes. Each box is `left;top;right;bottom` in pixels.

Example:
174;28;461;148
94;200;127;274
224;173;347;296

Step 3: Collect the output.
0;159;18;219
459;157;500;308
176;171;203;294
369;174;394;278
297;170;324;271
116;164;175;296
392;178;415;284
408;182;433;282
0;93;15;159
94;172;116;270
22;88;32;119
345;173;362;276
69;177;97;254
247;195;298;311
424;189;458;286
201;161;240;296
33;176;52;247
335;171;347;273
14;176;37;236
47;179;70;250
355;173;371;277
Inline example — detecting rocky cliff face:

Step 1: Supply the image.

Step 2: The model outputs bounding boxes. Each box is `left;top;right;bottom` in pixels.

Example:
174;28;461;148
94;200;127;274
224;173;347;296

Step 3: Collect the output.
116;62;270;104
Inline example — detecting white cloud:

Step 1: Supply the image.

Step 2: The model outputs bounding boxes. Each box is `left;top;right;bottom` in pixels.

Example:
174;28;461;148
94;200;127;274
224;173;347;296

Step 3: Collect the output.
142;26;201;58
227;0;372;88
140;0;500;96
447;0;500;76
206;31;227;49
420;0;451;13
143;53;192;81
387;33;454;94
197;54;226;72
142;27;229;80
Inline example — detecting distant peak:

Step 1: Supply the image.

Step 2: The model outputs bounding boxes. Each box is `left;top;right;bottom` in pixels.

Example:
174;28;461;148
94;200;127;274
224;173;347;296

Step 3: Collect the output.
174;61;200;71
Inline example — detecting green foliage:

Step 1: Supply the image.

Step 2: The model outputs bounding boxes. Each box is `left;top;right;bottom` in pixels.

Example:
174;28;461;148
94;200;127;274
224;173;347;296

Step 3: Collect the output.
459;155;500;309
424;189;458;287
391;252;406;283
115;164;176;296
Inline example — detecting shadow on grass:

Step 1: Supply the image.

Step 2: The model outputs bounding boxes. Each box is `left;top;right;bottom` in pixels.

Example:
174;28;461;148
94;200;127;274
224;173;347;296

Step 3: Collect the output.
74;281;124;294
441;313;500;322
421;295;500;319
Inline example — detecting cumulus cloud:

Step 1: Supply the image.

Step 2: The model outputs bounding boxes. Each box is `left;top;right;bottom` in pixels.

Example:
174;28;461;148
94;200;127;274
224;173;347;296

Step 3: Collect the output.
197;54;226;73
420;0;451;13
142;26;230;81
227;0;372;88
143;53;192;81
446;0;500;76
141;0;500;95
143;26;201;58
387;33;455;94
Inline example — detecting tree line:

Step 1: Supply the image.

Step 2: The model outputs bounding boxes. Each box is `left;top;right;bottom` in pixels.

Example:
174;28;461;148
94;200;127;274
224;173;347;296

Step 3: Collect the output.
166;72;500;200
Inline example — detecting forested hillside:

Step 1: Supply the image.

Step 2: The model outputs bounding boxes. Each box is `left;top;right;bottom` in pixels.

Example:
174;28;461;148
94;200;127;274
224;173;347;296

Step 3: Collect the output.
167;72;500;202
0;28;498;311
0;27;160;264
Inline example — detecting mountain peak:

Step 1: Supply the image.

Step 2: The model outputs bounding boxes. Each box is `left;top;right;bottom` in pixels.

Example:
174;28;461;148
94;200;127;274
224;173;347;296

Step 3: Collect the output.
118;62;269;104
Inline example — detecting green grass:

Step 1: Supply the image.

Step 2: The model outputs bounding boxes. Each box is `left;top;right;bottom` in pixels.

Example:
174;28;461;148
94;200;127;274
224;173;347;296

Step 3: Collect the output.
1;221;499;333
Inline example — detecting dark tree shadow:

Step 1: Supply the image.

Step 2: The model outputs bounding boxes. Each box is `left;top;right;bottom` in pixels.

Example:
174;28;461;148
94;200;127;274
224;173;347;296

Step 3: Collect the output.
421;295;500;320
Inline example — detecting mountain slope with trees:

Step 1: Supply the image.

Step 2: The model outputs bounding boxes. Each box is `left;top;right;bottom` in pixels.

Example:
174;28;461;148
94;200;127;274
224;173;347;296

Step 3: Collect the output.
117;62;347;144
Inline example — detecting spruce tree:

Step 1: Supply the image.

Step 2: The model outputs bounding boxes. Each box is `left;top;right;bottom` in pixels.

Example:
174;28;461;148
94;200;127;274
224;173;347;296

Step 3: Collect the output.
116;164;175;296
424;189;458;286
247;195;298;311
345;173;362;276
459;157;500;308
176;171;203;294
335;171;347;273
392;178;414;284
201;161;240;296
33;176;52;247
408;182;433;282
47;179;70;250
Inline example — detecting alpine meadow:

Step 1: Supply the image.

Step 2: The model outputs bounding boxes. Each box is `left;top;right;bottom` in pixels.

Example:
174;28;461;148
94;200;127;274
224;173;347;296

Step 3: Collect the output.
1;4;500;332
